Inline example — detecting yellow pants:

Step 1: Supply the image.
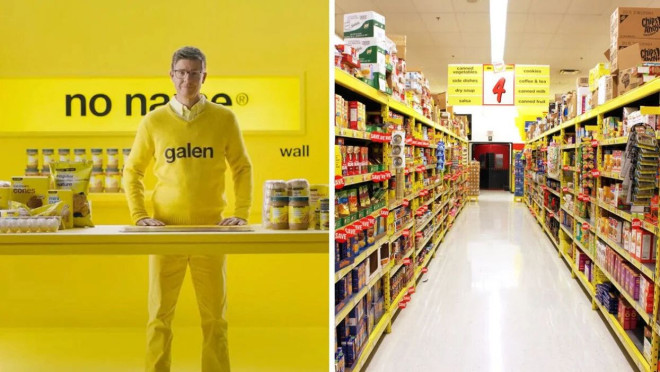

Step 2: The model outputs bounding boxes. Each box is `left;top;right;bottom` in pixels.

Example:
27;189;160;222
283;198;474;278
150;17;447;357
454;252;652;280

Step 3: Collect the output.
146;254;229;372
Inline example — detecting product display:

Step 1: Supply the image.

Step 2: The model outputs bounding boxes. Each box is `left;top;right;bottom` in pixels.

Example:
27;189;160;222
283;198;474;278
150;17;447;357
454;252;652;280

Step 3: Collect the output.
524;57;660;371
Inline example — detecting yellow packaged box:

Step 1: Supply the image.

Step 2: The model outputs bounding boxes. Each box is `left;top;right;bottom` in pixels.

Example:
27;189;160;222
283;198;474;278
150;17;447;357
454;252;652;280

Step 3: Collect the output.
10;176;50;209
0;187;10;209
589;63;610;92
48;189;74;229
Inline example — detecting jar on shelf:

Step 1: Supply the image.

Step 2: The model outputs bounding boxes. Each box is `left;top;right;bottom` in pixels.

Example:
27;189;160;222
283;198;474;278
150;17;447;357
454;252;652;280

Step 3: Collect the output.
90;167;104;193
91;149;104;168
319;198;329;231
289;196;310;230
105;167;121;193
42;149;54;169
58;148;70;162
107;148;119;168
268;196;289;230
26;149;39;169
74;148;87;163
122;148;131;169
287;178;309;197
262;180;287;227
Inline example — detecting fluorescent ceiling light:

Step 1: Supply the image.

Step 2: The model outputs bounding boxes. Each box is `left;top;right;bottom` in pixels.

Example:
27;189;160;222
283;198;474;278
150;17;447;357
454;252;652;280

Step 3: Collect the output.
490;0;508;65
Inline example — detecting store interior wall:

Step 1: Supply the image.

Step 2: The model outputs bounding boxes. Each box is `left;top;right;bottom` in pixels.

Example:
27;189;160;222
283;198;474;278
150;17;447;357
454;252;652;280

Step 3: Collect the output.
455;105;546;143
0;0;328;340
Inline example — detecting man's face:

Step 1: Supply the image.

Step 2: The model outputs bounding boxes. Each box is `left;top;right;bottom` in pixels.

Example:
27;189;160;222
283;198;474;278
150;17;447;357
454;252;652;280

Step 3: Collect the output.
170;58;206;101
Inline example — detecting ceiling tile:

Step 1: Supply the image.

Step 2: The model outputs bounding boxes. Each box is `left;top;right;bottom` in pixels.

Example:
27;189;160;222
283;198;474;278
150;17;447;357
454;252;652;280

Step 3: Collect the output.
462;47;491;64
507;13;526;33
382;12;428;34
412;0;454;13
548;32;608;50
432;32;465;47
455;12;490;33
405;32;440;47
520;33;555;49
461;33;490;48
523;13;563;34
421;13;460;32
506;32;524;49
557;14;609;34
567;0;610;16
335;0;382;14
451;0;489;13
378;0;418;13
508;0;531;13
528;0;572;14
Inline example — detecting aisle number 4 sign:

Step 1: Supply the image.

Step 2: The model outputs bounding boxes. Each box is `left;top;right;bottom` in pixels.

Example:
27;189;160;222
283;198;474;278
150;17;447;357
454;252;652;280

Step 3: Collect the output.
483;64;515;105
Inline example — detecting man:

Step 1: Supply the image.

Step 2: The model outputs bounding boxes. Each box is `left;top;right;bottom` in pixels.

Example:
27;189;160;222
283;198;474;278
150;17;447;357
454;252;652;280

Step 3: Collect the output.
123;46;252;372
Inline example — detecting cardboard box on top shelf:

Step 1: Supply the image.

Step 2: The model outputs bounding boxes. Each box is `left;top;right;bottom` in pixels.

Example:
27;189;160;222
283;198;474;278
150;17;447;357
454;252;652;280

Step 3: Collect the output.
589;63;610;91
432;93;447;111
576;76;589;87
609;40;660;73
610;7;660;42
617;65;660;95
577;86;591;115
590;88;599;109
344;11;386;39
598;75;618;104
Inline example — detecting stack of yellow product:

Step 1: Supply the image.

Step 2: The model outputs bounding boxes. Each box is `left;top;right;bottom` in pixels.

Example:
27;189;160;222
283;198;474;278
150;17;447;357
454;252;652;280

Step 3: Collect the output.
467;161;479;198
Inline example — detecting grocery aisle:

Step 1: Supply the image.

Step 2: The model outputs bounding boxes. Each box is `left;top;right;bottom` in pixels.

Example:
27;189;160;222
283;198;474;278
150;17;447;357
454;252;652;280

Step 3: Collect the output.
365;190;634;372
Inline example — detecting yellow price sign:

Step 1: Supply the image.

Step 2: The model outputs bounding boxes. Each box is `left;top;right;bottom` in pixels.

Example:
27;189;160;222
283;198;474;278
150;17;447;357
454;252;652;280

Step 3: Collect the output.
448;95;483;106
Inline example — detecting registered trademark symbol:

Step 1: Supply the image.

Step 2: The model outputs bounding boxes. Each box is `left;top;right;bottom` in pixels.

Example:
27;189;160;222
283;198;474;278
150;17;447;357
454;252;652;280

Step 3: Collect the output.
236;93;249;106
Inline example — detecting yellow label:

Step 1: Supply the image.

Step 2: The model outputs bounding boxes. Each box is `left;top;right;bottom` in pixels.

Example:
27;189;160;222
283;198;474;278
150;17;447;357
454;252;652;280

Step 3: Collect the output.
0;188;9;209
448;96;483;106
516;76;550;86
448;86;483;96
269;205;288;224
448;76;481;86
516;97;551;106
516;87;550;96
0;76;301;133
289;205;310;224
515;65;550;76
448;64;483;77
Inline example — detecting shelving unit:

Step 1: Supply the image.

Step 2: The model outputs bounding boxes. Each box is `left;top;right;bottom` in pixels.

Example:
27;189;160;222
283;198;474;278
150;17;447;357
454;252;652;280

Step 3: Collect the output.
523;79;660;372
334;67;469;371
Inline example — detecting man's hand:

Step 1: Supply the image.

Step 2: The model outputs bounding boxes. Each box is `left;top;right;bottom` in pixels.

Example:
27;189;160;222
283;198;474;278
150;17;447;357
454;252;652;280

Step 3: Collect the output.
137;218;166;226
218;217;247;226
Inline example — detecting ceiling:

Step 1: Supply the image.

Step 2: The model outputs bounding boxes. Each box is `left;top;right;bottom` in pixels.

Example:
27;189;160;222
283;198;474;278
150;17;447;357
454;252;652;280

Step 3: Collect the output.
335;0;658;95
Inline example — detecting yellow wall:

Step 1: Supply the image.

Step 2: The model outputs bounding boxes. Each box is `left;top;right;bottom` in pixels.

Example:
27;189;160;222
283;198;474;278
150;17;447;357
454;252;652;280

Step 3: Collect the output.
0;0;329;359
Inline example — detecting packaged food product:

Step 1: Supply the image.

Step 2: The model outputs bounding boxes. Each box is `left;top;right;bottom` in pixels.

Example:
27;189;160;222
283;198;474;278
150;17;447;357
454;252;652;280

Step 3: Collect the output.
58;149;70;162
289;196;310;230
268;196;289;230
263;180;287;227
309;184;329;230
48;189;73;229
74;149;87;162
0;187;10;209
10;176;50;209
25;168;40;177
50;160;94;227
320;198;330;230
26;149;38;169
91;149;104;168
337;190;350;217
105;167;121;192
90;167;104;193
42;149;54;168
348;188;359;214
287;179;309;197
107;148;119;168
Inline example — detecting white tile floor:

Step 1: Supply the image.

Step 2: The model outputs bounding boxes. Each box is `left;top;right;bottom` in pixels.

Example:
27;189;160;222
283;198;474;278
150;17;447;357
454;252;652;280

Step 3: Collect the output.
365;191;635;372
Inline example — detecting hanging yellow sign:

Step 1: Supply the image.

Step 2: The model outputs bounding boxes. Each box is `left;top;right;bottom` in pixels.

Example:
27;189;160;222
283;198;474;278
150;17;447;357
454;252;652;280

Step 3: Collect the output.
447;64;483;106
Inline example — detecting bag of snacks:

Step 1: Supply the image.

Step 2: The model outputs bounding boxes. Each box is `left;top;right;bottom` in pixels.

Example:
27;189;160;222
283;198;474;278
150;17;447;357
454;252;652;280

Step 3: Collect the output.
50;161;94;227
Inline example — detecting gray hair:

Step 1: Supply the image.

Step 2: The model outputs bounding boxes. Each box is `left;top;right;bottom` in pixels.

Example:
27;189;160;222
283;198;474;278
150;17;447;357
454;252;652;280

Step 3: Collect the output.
171;46;206;70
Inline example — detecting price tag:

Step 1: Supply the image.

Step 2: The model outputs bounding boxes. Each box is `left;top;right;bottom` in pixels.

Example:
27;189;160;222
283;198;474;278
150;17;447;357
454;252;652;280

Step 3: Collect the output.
416;209;424;217
403;295;411;302
345;225;357;238
549;212;554;218
591;140;599;148
405;137;413;145
335;229;347;243
372;172;383;183
380;208;389;218
367;216;376;227
405;168;411;176
385;171;392;179
403;257;411;265
335;175;345;189
398;302;407;309
408;287;416;295
563;165;569;171
417;165;426;173
582;222;590;230
592;170;600;178
562;187;569;192
370;132;392;143
422;267;428;273
632;219;642;228
415;231;423;239
402;229;410;238
402;199;410;207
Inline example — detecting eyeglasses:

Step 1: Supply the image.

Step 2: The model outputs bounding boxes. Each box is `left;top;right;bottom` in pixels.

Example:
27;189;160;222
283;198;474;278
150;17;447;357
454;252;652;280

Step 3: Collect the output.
173;69;204;79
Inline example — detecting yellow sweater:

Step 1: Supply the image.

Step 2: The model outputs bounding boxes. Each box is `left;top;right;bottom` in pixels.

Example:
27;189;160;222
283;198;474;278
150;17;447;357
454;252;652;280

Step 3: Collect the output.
123;103;252;225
